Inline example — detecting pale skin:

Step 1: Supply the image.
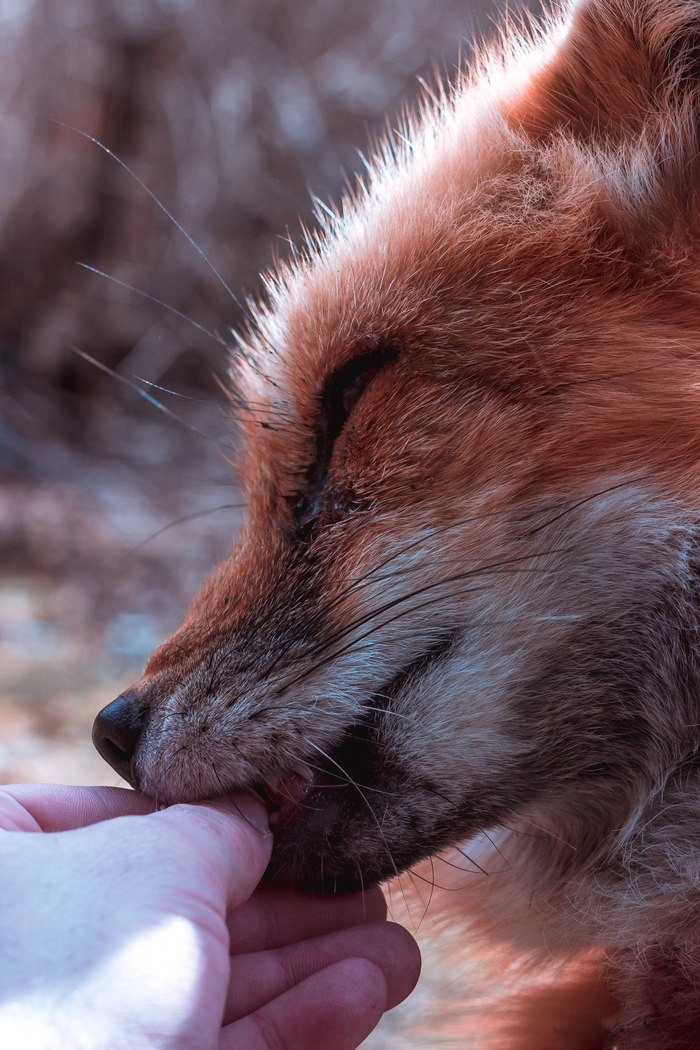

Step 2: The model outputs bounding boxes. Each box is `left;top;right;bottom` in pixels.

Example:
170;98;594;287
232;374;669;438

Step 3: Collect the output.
0;785;421;1050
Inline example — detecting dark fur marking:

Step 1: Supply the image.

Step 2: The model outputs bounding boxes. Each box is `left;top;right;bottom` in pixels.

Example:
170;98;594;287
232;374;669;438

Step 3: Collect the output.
293;344;399;533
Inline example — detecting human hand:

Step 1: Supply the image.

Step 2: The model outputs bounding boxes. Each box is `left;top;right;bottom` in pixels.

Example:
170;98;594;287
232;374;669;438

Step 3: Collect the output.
0;784;420;1049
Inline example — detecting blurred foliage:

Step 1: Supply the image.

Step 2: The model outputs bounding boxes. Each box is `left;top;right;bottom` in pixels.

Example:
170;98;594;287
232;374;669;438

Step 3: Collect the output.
0;0;537;464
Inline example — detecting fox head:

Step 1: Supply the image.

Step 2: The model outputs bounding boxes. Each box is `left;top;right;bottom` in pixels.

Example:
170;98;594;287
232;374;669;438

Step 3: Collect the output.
94;0;700;894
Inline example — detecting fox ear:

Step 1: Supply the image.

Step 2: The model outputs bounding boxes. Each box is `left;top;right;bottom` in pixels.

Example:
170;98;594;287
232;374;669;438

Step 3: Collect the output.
508;0;700;143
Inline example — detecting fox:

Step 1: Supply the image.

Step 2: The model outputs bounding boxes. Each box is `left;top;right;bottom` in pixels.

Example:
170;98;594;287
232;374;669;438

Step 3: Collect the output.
92;0;700;1046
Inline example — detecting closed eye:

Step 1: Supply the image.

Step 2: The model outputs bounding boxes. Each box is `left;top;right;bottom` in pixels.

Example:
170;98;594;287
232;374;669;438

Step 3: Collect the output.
294;344;398;528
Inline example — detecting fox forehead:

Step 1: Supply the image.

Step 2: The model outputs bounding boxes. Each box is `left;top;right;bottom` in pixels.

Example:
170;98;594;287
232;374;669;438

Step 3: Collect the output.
236;144;687;426
238;129;594;406
234;16;694;403
234;184;699;515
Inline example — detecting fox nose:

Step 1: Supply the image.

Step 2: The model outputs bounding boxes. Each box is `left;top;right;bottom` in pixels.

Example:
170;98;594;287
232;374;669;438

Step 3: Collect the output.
92;692;144;787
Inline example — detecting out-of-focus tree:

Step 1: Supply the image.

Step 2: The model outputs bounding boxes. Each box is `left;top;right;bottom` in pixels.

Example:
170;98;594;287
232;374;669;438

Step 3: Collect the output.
0;0;536;463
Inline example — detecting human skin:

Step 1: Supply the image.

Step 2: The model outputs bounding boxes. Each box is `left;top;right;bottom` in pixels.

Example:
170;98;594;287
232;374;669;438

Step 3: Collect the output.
0;784;421;1049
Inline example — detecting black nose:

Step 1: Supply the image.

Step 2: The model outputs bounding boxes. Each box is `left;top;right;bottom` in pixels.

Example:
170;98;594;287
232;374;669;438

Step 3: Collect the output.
92;692;144;787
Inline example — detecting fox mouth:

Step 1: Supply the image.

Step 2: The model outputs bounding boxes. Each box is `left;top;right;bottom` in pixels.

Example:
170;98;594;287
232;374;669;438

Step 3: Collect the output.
255;764;317;830
254;703;384;838
259;631;457;889
258;631;456;825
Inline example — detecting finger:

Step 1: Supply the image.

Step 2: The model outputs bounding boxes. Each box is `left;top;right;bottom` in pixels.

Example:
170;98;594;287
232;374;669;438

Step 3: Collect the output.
0;784;156;832
154;795;272;910
225;920;421;1022
230;884;387;953
220;958;388;1050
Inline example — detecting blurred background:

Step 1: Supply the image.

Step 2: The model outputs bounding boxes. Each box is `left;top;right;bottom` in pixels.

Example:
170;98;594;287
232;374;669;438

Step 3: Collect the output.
0;0;536;1044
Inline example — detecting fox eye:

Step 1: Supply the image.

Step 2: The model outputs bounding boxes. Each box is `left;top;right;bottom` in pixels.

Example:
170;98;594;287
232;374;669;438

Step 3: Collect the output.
339;368;374;418
294;345;397;529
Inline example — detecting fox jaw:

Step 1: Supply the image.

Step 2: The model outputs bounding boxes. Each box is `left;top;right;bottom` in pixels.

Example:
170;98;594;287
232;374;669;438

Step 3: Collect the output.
95;0;700;915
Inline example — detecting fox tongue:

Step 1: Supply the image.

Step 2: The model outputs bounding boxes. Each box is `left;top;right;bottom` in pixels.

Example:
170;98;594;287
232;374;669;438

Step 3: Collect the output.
266;768;315;828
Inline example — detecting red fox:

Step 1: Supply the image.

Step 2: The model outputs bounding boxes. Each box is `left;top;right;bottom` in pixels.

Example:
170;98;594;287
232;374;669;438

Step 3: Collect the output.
93;1;700;1045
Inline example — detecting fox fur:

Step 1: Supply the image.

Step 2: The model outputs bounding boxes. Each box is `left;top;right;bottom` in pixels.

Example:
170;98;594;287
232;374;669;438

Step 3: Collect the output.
94;2;700;1045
